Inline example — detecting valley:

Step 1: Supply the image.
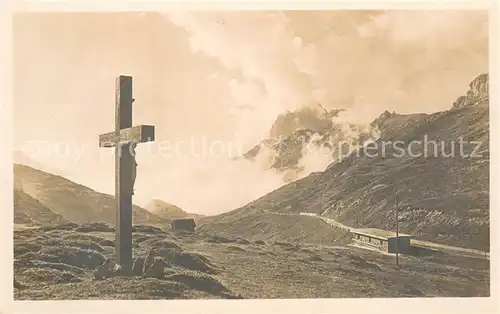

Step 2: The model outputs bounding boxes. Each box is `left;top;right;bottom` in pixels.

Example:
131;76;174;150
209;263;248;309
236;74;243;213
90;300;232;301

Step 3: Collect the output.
12;72;491;299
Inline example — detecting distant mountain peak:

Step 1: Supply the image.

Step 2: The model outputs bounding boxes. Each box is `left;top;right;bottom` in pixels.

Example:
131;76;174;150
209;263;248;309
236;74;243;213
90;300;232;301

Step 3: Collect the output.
145;199;202;220
268;105;343;139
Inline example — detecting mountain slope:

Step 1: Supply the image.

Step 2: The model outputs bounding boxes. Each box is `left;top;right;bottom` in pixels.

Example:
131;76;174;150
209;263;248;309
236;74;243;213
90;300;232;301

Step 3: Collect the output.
145;199;203;220
14;164;168;227
202;73;490;251
14;189;68;226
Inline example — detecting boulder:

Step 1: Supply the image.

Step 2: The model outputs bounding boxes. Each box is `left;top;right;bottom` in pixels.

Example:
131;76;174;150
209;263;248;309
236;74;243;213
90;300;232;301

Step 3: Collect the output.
144;258;169;280
132;257;145;276
142;248;156;274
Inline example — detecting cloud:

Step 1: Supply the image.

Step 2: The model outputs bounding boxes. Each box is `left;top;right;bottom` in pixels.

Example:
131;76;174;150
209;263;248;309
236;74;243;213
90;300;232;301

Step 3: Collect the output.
306;10;489;113
136;146;286;215
165;11;323;147
166;10;487;128
156;10;488;214
15;11;487;216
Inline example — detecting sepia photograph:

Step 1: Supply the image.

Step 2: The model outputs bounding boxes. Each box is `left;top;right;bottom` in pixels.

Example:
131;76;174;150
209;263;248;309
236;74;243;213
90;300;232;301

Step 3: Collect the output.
9;7;493;304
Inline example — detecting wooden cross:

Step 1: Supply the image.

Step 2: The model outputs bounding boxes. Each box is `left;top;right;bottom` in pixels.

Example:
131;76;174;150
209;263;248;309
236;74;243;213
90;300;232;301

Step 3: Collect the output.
98;75;155;269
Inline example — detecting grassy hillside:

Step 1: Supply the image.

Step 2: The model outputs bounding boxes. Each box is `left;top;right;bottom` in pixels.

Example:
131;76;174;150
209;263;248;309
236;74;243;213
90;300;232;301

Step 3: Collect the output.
14;222;489;299
199;211;351;246
14;189;68;226
14;164;168;227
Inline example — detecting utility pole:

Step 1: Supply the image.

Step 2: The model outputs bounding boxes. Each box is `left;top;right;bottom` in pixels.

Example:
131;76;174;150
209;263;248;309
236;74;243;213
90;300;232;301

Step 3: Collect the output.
395;189;399;267
363;196;369;226
356;201;359;228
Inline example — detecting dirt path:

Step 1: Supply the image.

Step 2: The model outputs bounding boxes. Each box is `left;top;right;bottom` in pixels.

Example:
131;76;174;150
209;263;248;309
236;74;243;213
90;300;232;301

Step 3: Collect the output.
411;239;489;259
14;224;38;231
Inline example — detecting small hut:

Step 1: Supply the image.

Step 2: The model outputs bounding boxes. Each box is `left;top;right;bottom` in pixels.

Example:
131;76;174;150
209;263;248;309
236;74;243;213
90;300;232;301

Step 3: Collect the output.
351;228;412;253
171;218;196;232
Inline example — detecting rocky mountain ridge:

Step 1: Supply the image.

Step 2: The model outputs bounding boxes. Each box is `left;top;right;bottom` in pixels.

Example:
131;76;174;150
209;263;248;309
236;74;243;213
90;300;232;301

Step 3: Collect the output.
243;106;379;182
204;73;490;251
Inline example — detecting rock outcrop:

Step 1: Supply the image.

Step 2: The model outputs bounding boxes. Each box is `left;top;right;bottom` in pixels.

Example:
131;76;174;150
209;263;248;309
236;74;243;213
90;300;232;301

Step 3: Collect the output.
268;105;343;139
452;73;489;109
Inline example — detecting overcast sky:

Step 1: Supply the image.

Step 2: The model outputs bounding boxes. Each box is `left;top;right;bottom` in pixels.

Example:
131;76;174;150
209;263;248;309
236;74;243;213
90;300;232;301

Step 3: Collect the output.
13;11;488;215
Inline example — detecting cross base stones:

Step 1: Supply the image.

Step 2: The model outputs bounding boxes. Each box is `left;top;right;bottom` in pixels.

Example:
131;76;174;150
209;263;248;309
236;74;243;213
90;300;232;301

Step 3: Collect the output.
94;250;172;280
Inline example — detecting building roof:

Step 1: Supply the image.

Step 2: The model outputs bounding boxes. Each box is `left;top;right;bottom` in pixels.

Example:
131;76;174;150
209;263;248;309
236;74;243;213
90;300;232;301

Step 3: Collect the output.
171;218;196;222
171;218;196;227
351;228;412;240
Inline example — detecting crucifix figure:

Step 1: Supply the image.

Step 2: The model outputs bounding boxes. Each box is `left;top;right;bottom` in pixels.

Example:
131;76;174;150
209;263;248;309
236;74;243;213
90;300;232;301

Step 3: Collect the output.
98;75;155;270
131;142;138;195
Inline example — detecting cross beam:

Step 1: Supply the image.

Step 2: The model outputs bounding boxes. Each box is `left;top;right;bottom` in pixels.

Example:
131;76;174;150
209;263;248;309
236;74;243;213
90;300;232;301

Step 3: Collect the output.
99;125;155;148
98;75;155;270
